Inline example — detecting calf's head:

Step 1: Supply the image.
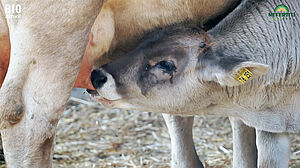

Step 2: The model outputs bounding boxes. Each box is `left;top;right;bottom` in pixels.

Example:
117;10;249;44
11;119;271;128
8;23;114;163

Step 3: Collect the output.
90;25;269;114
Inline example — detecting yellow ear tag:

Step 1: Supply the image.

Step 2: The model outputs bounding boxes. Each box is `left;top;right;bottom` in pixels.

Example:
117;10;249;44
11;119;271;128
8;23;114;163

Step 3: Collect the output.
235;67;253;84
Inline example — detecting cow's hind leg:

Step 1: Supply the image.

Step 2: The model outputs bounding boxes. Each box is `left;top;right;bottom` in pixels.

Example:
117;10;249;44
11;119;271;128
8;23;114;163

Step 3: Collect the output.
0;0;103;167
256;130;290;168
163;114;203;168
229;117;257;168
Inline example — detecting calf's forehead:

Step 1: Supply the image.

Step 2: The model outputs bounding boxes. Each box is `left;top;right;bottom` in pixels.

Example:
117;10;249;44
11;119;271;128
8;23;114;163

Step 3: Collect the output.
141;30;211;60
144;42;188;61
104;26;211;73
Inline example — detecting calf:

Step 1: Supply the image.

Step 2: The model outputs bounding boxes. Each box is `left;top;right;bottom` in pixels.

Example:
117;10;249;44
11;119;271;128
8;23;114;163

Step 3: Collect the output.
84;2;242;166
90;0;300;167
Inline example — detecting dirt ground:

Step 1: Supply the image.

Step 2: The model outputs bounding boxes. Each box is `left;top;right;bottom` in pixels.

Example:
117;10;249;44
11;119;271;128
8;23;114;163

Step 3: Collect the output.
0;89;299;168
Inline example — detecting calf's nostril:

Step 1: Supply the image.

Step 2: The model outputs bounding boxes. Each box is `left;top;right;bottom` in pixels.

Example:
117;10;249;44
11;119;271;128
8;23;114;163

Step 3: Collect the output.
91;69;108;89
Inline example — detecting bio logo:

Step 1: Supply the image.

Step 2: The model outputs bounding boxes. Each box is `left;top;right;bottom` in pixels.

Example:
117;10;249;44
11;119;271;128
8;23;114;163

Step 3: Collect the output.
4;4;22;19
269;4;296;20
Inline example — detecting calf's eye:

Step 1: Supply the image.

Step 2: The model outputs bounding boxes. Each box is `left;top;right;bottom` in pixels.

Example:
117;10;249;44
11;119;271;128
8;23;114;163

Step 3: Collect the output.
155;60;176;72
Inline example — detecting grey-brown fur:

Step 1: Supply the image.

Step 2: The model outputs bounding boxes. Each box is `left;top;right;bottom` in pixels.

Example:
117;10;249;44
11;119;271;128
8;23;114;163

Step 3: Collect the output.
210;0;300;85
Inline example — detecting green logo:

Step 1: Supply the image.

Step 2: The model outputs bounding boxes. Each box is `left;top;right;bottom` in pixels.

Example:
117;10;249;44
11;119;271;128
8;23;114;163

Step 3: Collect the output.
269;4;296;20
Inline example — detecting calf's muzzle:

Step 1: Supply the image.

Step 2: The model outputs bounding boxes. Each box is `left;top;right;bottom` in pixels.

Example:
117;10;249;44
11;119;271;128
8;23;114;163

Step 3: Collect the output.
89;68;122;101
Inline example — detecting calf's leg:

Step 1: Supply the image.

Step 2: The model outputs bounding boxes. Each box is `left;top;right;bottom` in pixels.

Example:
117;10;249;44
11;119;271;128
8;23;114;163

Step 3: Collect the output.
0;0;103;167
163;114;204;168
229;117;257;168
256;130;290;168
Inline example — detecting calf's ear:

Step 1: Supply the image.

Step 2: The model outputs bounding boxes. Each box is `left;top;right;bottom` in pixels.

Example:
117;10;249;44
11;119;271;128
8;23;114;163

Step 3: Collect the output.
214;61;269;87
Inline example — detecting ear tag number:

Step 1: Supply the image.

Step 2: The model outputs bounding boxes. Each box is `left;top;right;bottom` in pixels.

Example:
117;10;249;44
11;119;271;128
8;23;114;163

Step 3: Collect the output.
235;68;253;84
